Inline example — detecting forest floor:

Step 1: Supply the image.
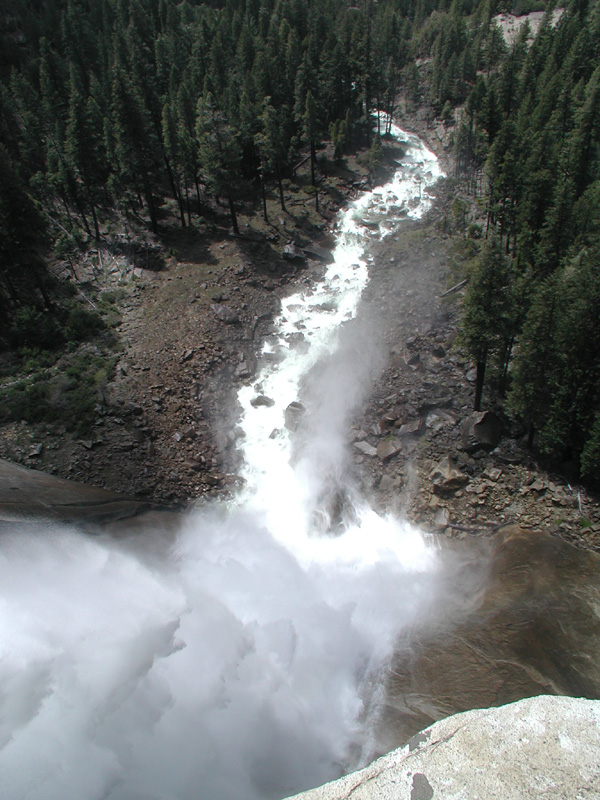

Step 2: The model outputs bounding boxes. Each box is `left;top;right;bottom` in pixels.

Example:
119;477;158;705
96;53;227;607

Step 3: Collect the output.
2;112;600;551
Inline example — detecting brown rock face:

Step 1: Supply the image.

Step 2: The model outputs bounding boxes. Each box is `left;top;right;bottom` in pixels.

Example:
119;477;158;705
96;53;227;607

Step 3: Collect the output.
0;458;148;523
377;525;600;755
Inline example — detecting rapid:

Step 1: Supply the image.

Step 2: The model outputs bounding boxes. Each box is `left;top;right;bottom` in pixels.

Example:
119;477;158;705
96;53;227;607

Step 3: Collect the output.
0;126;479;800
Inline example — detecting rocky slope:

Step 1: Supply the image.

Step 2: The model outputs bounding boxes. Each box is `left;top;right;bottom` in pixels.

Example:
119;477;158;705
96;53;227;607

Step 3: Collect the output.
2;123;599;550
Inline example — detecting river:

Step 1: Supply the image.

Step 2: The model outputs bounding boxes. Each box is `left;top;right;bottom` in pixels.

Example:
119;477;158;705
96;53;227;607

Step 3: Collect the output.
0;127;480;800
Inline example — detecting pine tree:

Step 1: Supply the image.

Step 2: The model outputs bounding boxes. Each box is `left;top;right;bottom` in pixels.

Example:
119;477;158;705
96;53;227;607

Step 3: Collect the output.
196;93;243;234
458;235;513;411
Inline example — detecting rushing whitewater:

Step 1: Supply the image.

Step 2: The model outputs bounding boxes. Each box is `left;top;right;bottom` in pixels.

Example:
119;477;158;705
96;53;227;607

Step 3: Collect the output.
0;127;464;800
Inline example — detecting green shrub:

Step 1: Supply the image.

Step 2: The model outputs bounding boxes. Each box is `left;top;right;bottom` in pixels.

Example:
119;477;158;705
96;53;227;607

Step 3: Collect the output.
64;305;105;343
8;307;65;350
0;351;117;435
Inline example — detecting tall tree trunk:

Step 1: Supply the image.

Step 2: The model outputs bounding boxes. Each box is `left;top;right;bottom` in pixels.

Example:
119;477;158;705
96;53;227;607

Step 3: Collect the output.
162;150;179;207
142;170;159;235
73;193;91;237
499;337;514;397
474;359;486;411
185;184;191;226
228;195;239;235
276;162;286;212
2;270;19;305
32;262;53;310
177;179;186;228
195;178;202;215
261;178;268;223
90;203;100;240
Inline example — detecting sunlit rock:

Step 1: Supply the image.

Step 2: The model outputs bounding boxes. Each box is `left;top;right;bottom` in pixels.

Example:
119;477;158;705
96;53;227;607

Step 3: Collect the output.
354;441;378;457
429;455;469;495
377;439;402;461
287;696;600;800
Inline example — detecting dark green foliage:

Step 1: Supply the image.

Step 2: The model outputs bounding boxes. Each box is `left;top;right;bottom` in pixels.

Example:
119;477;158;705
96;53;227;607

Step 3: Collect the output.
442;0;600;483
508;247;600;472
2;0;600;484
2;0;427;274
0;350;117;436
458;235;513;410
6;301;105;351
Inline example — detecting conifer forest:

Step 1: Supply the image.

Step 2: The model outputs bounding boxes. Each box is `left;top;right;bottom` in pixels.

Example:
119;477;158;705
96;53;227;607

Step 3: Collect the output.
1;0;600;486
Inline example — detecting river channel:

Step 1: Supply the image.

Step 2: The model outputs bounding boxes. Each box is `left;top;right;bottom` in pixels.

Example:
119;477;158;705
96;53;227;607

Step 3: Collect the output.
0;127;484;800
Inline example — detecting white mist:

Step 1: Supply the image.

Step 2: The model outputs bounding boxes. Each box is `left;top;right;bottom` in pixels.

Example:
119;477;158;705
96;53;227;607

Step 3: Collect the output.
0;128;459;800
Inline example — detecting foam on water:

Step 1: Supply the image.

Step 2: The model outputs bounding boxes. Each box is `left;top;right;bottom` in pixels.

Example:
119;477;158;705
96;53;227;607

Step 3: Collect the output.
0;127;456;800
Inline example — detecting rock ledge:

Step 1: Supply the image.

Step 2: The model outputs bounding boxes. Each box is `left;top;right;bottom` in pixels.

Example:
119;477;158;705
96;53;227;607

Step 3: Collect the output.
287;695;600;800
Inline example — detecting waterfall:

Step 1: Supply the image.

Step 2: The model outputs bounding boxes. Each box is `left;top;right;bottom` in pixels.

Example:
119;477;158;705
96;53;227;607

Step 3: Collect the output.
0;127;473;800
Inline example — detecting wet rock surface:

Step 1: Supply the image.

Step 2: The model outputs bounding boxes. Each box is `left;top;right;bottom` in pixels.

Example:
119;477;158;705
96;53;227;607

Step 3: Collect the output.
0;458;148;524
379;524;600;753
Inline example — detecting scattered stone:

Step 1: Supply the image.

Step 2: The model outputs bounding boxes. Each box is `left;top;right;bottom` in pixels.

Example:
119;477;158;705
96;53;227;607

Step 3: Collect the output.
405;351;421;366
283;244;307;262
180;348;194;363
235;361;254;379
301;243;333;263
380;410;400;428
284;401;306;431
399;419;425;437
251;395;275;408
354;441;378;457
211;304;240;324
484;466;503;481
377;439;402;461
430;456;469;496
378;474;395;492
183;459;203;472
28;443;43;457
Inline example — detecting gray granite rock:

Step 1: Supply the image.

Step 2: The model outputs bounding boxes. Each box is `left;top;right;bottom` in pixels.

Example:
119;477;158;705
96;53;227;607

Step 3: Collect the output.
287;695;600;800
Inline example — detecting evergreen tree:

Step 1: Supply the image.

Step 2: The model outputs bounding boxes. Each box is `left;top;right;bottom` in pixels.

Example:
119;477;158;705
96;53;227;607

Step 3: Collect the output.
196;94;243;234
458;235;513;411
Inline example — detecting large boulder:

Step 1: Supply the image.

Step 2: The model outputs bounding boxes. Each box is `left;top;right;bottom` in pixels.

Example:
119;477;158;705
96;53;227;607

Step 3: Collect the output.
285;401;306;432
286;695;600;800
429;456;469;495
461;410;503;451
301;243;334;263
